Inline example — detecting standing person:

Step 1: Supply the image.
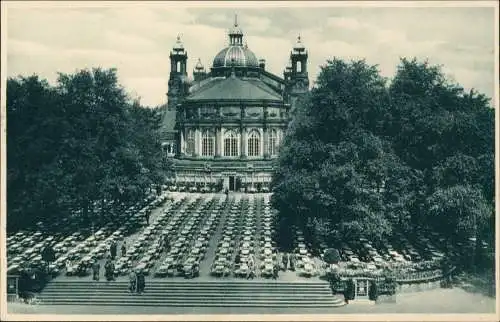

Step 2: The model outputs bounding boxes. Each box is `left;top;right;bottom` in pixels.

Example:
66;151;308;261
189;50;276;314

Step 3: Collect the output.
110;261;116;281
245;264;251;280
128;269;136;293
289;254;295;271
92;259;100;281
145;211;150;225
247;257;255;280
281;252;288;271
164;235;170;252
137;269;145;294
110;241;117;260
273;263;279;280
42;244;56;274
121;241;127;257
65;259;72;275
104;259;112;281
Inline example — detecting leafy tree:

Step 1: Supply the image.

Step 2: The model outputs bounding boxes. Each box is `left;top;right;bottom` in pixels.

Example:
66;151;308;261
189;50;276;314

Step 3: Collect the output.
389;58;494;242
272;59;404;244
425;185;492;242
272;56;493;256
7;76;64;230
7;68;170;232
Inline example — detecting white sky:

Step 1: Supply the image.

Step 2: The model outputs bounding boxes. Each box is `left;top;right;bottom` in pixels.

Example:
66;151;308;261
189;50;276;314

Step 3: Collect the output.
5;1;497;107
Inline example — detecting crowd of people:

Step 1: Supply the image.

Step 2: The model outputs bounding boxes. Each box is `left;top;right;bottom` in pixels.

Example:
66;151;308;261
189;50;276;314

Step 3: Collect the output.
65;238;148;294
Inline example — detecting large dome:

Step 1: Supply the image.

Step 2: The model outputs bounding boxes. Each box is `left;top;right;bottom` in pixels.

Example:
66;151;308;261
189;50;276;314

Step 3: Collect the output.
212;45;259;68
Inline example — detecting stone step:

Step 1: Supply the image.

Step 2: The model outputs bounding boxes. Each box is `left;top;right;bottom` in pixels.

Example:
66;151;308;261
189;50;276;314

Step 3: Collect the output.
38;295;342;306
38;280;344;308
40;301;345;308
40;298;338;304
43;283;329;290
42;289;332;295
42;289;331;298
43;285;330;292
45;280;327;286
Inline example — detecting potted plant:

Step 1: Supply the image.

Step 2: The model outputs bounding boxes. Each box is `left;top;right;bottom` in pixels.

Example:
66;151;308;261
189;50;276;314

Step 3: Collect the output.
344;279;356;303
368;280;378;301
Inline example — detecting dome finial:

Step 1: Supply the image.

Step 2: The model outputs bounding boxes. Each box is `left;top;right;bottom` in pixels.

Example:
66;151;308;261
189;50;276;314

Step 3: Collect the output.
293;34;305;51
228;14;243;45
195;58;204;70
173;33;185;52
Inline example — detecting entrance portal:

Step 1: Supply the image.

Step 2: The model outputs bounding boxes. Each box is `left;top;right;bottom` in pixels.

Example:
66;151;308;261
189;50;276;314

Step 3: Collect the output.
229;176;235;191
354;279;370;299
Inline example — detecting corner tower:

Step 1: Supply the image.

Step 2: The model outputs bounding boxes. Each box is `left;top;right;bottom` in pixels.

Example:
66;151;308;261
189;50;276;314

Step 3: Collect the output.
288;35;309;108
167;35;188;109
193;58;207;82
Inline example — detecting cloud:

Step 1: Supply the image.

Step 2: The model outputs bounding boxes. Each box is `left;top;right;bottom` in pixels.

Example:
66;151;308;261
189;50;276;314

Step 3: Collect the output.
5;5;496;106
326;17;363;30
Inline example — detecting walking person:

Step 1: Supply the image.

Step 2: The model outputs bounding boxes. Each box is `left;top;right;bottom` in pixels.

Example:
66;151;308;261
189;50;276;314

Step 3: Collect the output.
128;269;136;293
92;259;100;281
110;241;117;260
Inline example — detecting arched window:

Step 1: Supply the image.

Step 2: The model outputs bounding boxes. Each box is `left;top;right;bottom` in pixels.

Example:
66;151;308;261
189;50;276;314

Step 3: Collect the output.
268;129;278;156
186;129;195;156
247;130;260;157
297;61;302;73
224;130;239;157
202;130;215;156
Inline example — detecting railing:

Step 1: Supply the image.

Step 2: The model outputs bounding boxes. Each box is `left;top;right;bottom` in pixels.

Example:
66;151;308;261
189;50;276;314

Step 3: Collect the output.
329;263;456;285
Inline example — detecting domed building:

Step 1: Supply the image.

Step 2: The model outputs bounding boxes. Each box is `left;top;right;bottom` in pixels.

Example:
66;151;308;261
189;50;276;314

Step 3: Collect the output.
161;16;309;191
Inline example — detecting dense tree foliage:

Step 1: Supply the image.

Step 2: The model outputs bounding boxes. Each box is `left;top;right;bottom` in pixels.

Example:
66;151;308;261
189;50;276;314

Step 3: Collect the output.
7;68;171;232
272;58;494;253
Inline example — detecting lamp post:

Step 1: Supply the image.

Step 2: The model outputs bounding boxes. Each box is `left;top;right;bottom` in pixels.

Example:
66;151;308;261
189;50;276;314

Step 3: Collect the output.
204;163;211;191
247;163;254;191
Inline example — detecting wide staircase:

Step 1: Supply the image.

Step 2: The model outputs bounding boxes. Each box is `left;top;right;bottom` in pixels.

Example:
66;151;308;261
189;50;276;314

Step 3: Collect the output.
38;280;345;308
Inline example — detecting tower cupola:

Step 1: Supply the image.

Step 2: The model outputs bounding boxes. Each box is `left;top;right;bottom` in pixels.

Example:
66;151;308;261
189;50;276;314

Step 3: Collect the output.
229;14;244;46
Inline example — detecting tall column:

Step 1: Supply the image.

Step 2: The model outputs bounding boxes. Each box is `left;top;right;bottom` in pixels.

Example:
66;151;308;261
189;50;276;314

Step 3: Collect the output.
192;127;198;157
241;127;247;159
263;126;269;159
196;127;202;157
215;127;221;158
180;128;186;157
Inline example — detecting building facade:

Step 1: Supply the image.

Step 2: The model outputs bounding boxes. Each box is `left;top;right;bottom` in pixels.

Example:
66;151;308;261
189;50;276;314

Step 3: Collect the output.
161;17;309;191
